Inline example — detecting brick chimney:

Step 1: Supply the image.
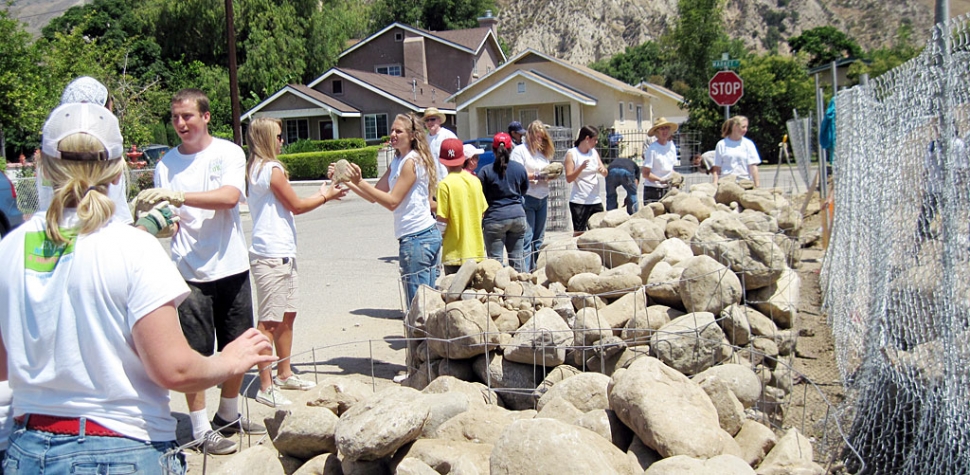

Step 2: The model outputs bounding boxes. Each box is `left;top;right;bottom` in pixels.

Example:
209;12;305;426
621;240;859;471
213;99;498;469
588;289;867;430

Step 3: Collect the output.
477;10;498;35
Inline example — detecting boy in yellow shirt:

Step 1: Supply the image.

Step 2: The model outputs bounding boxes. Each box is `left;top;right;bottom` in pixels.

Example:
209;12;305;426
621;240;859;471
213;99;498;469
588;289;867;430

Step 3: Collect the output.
436;138;488;274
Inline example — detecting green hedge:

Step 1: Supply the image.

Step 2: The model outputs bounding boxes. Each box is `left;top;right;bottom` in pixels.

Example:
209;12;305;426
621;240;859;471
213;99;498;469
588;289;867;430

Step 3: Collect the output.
279;146;380;180
284;138;368;154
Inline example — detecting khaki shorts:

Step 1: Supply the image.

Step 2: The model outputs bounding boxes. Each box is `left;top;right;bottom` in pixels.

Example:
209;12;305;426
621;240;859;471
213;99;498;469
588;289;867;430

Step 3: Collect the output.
250;256;299;323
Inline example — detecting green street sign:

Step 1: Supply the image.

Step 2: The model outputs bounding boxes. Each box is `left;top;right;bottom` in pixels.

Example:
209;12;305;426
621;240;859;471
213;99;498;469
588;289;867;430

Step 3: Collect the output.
712;59;740;69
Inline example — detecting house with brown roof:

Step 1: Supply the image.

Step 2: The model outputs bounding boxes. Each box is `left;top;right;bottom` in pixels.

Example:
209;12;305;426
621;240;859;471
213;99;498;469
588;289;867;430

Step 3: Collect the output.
446;49;687;142
242;15;506;144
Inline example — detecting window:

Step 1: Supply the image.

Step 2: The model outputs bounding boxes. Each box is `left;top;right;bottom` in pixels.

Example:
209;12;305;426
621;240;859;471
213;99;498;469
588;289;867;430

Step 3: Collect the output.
375;65;402;76
517;81;526;94
320;121;334;140
332;80;343;95
486;108;513;135
285;119;309;143
364;114;388;140
636;106;643;130
554;104;571;128
394;32;403;42
629;103;634;111
618;102;624;121
519;109;537;126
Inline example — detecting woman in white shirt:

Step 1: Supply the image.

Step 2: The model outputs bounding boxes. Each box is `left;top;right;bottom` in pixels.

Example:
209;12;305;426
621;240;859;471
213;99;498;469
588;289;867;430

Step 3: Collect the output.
713;116;761;187
642;117;680;204
341;113;441;307
246;118;347;408
564;125;607;235
510;120;556;271
0;103;273;474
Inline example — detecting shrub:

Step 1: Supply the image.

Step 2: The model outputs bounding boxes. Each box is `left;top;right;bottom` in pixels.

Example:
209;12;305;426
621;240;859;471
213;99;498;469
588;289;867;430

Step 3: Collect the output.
283;138;367;154
279;146;380;180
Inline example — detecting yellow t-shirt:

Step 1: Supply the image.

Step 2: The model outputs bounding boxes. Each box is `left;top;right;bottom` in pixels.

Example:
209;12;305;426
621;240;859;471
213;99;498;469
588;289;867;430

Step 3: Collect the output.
436;171;488;266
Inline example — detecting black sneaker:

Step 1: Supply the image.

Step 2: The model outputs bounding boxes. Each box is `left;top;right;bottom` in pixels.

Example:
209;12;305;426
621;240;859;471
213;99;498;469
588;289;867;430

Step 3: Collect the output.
212;413;267;436
196;430;238;455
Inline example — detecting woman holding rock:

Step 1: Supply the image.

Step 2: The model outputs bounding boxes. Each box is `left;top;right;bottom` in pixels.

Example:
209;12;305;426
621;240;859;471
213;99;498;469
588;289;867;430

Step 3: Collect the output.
712;115;761;187
642;117;680;204
245;117;347;407
510;120;557;271
564;125;608;235
340;113;441;307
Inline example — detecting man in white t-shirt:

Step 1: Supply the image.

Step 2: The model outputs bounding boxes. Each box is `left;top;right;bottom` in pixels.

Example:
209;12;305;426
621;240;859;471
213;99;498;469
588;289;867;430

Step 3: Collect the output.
424;107;457;182
140;89;264;455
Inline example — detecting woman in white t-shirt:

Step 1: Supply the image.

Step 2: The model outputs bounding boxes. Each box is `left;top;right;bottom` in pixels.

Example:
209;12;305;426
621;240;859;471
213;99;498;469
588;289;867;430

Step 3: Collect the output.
510;120;556;271
564;125;607;235
0;103;273;474
341;113;441;307
642;117;680;203
713;116;761;187
245;118;347;408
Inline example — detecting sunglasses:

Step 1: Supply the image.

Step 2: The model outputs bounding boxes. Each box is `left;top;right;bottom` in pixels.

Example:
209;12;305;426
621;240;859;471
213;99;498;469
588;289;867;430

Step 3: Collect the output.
424;117;438;123
277;134;283;141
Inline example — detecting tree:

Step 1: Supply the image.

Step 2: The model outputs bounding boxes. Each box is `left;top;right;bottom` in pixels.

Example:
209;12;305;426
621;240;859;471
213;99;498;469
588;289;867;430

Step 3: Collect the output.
238;3;307;99
667;0;728;88
848;23;921;82
0;11;44;160
589;41;664;87
368;0;497;32
788;26;862;68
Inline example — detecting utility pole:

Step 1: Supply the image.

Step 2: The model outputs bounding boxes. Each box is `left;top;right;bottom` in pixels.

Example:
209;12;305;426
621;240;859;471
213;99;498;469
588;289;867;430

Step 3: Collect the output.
225;0;242;145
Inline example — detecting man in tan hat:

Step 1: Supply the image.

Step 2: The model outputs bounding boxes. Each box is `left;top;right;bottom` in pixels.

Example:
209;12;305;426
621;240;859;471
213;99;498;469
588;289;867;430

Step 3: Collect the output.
641;118;679;204
423;107;457;181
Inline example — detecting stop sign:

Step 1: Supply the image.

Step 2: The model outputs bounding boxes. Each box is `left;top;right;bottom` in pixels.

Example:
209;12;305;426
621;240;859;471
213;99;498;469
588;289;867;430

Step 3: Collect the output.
709;71;743;106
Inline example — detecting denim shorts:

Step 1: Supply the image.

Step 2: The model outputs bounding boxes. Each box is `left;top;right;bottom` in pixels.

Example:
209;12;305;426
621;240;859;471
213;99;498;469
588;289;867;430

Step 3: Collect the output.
4;422;185;474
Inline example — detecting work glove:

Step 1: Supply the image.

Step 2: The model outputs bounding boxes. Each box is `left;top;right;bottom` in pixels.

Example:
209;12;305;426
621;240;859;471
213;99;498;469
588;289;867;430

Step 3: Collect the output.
136;188;186;207
538;162;564;180
135;200;180;238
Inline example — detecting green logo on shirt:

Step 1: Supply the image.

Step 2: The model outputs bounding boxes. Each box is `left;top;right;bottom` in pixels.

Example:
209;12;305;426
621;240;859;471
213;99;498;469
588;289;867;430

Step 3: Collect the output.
24;229;78;273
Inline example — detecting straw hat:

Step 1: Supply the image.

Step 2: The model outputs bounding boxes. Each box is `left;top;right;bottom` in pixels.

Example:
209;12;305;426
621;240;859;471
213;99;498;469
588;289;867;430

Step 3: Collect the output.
423;107;445;122
647;117;679;137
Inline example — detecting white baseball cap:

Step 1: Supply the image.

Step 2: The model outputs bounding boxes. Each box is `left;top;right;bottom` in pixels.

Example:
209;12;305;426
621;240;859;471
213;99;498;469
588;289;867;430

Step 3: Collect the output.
42;103;124;161
463;144;485;159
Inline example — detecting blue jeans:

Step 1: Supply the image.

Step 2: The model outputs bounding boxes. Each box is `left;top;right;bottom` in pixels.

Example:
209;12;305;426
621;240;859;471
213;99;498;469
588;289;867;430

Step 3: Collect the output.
606;168;639;214
399;225;442;307
483;216;528;273
4;421;185;474
522;195;548;272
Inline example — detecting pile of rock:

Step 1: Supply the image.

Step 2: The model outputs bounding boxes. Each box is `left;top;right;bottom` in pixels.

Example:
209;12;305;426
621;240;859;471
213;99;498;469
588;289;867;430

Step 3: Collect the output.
217;179;822;474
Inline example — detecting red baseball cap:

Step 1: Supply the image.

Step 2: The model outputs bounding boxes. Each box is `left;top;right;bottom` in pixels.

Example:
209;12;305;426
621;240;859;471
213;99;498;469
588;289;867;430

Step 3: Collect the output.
438;138;465;166
493;132;513;151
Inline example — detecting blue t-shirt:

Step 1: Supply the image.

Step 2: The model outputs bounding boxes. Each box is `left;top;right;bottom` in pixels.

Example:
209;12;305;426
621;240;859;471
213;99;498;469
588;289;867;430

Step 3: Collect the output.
479;160;529;224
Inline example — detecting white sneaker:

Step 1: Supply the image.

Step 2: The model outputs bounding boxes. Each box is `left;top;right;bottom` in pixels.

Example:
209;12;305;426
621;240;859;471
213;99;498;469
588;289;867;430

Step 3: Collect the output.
256;386;292;407
274;374;316;390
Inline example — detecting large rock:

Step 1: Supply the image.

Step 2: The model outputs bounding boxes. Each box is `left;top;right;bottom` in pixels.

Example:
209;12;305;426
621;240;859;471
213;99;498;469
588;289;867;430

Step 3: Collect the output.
212;445;284;475
567;272;643;295
306;377;376;416
269;407;339;460
489;418;639;475
665;193;713;222
334;386;430;461
645;454;755;474
738;208;779;233
406;286;447;372
608;357;737;459
471;259;504;292
395;457;440;475
691;213;787;290
573;307;612;346
472;352;545;410
718;304;753;346
697;376;745;436
645;262;685;307
600;208;632;228
618;218;666;254
535;394;585;423
620;305;684;346
292;453;343;475
714;179;745;206
665;218;699;241
693;364;763;409
640;238;694;285
395;439;492;475
749;267;800;328
577;228;642;268
504;308;572;366
738;189;790;215
422;375;500;408
575;409;634;449
599;290;649;330
545;250;602;286
755;428;825;475
650;312;725;375
536;372;612;413
678;255;743;315
419;392;471;438
534;364;583;400
433;404;531;444
426;299;501;359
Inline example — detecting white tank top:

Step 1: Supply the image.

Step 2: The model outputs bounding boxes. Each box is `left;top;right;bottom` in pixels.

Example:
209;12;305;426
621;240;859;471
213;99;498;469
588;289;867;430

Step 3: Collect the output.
568;147;602;205
389;150;436;239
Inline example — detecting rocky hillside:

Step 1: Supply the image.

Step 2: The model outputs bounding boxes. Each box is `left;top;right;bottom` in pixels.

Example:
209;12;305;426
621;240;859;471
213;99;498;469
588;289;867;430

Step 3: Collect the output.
496;0;969;65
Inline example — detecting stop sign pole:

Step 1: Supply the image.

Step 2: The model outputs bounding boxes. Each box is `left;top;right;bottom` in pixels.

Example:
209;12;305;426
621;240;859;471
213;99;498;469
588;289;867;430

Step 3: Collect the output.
709;70;743;120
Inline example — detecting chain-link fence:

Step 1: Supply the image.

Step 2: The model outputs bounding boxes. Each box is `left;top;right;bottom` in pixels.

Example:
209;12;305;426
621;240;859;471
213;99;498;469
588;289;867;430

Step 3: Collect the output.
824;14;970;474
13;167;154;217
